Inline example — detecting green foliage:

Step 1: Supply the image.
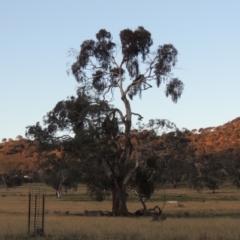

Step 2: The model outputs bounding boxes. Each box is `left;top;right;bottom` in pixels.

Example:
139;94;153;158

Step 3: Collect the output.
36;151;81;196
71;26;183;101
134;158;161;199
15;135;23;140
200;157;226;193
220;148;240;189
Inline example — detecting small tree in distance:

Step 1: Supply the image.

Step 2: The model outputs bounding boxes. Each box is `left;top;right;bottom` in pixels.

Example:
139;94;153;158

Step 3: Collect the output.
27;26;184;216
16;135;23;140
36;150;81;197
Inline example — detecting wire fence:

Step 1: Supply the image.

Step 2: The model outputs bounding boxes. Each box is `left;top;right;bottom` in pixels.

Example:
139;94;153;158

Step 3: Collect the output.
28;188;45;236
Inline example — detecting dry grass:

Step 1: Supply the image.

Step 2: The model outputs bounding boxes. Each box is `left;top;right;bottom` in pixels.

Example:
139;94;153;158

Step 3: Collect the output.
1;183;240;239
1;188;240;217
1;215;240;239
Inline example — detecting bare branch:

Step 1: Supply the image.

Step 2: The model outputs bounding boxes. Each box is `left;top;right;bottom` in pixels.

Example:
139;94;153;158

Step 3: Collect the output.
111;108;125;122
131;112;143;121
110;56;120;68
123;77;144;97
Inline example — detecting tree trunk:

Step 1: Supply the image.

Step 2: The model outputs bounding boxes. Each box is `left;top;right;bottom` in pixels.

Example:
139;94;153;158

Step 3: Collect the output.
139;194;147;213
172;180;177;188
55;190;62;198
0;176;8;190
112;185;128;216
55;188;62;198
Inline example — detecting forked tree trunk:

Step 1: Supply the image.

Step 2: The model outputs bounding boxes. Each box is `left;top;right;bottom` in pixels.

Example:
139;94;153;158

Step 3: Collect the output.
112;184;128;216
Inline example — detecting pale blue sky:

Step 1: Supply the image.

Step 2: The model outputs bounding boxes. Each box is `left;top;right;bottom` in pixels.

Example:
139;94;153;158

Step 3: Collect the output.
1;0;240;140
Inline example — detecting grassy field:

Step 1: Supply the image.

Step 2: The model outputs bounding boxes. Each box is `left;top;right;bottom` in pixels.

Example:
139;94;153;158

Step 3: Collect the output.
1;183;240;239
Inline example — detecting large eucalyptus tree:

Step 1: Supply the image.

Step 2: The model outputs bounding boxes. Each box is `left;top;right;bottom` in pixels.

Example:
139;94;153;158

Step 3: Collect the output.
69;26;184;215
26;27;184;216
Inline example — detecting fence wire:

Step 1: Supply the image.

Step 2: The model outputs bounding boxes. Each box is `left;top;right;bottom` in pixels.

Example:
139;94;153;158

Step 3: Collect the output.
28;188;45;236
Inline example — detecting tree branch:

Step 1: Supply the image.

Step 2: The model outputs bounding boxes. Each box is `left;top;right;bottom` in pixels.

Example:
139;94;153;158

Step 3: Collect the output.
131;112;143;121
123;151;140;185
101;158;113;178
111;108;125;122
